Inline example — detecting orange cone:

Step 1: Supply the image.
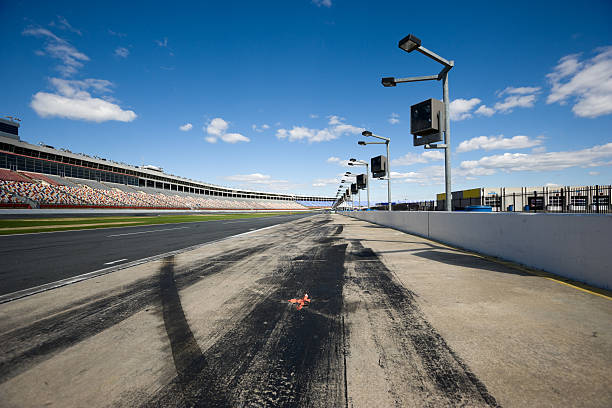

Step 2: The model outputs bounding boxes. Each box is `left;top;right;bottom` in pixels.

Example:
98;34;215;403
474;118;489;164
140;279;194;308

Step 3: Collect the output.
288;293;311;310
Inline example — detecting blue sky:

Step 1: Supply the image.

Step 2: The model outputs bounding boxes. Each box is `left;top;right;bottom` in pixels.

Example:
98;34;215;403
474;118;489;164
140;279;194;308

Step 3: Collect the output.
1;0;611;202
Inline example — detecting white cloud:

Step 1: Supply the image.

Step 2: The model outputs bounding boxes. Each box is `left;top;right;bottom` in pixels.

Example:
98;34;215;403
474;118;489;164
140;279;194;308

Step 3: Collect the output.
252;123;270;132
204;117;249;143
589;171;600;176
309;114;319;118
391;150;443;166
221;133;250;143
422;150;444;160
546;47;612;118
475;105;495;117
276;115;363;143
179;123;193;131
326;156;351;167
328;115;344;125
497;86;541;96
388;112;400;125
30;77;136;122
494;94;537;113
457;135;543;153
206;118;229;136
156;37;168;47
312;0;332;7
114;47;129;58
312;177;340;187
458;142;612;177
391;165;445;185
23;27;89;76
462;86;541;118
108;29;126;38
225;173;290;190
450;98;481;121
50;16;82;36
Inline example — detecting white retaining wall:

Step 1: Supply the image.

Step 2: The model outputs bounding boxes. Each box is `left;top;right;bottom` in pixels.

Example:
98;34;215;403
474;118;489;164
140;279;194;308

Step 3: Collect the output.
347;211;612;290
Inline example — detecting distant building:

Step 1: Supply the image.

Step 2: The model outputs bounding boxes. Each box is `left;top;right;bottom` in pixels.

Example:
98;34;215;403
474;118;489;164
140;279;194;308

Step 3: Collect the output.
437;186;611;213
0;118;20;141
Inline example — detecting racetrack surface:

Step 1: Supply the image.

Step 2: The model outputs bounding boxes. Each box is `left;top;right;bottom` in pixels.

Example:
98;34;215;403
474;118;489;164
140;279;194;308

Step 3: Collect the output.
0;214;610;407
0;212;312;296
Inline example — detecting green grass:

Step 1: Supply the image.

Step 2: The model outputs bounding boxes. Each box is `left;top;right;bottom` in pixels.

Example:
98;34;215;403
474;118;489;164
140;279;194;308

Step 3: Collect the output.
0;212;303;235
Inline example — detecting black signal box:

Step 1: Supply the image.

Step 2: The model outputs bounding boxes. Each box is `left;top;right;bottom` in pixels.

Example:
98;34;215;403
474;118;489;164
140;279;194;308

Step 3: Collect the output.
371;155;387;178
351;183;358;194
356;174;367;189
410;98;444;136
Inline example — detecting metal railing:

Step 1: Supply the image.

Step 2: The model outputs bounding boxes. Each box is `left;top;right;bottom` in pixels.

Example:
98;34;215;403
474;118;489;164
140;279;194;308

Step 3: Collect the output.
393;185;611;214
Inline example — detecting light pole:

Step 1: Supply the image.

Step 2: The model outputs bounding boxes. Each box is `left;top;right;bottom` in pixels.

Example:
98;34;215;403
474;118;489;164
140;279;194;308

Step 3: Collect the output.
348;158;370;210
382;34;454;211
358;131;392;211
344;172;355;210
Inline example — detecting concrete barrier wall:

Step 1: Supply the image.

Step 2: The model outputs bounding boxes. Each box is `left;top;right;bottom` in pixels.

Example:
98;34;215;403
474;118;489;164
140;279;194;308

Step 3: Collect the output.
347;211;612;290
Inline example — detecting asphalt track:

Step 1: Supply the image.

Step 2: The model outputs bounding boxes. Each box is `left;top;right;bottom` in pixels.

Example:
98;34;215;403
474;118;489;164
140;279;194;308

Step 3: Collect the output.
0;214;610;407
0;213;313;296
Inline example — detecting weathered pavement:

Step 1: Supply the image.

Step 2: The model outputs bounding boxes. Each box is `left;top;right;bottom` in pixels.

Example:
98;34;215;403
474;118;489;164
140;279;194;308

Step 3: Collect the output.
0;214;610;407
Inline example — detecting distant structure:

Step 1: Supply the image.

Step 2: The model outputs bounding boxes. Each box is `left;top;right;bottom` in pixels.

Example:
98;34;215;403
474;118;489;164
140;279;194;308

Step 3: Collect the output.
0;117;20;141
0;125;334;204
437;186;610;213
142;165;163;172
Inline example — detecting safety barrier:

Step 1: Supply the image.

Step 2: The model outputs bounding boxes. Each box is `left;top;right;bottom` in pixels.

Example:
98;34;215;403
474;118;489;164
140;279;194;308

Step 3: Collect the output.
346;211;612;290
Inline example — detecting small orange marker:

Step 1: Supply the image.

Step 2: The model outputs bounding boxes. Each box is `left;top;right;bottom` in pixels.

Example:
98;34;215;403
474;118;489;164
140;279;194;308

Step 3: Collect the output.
288;293;311;310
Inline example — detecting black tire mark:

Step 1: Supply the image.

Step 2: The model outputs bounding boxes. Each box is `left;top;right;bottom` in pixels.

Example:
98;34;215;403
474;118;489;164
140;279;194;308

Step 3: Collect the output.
159;256;228;407
348;241;500;407
0;245;272;385
148;235;347;407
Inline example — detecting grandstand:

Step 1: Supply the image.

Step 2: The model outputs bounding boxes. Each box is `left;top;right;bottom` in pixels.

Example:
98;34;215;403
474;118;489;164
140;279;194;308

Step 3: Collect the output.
0;132;334;211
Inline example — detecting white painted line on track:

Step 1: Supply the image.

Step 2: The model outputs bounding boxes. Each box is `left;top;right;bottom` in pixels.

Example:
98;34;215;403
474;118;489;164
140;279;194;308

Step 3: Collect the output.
107;226;189;237
0;220;295;305
103;258;128;265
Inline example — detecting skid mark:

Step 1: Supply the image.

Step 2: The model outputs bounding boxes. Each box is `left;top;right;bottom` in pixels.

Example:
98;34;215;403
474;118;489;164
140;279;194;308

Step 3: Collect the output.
148;236;347;407
0;245;272;385
347;241;500;407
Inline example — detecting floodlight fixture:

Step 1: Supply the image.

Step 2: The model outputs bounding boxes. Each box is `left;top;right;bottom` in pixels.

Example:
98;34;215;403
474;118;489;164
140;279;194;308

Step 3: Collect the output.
348;162;354;166
358;141;366;145
398;34;422;53
362;130;372;137
350;158;356;162
381;77;396;87
382;33;454;211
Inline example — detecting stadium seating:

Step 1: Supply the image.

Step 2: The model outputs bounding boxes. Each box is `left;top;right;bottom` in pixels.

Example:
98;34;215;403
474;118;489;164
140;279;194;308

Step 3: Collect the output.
21;172;61;186
0;174;311;210
0;169;32;183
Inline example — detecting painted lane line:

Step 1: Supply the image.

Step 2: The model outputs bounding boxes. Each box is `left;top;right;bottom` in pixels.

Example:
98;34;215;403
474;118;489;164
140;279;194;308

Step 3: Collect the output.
103;258;128;265
107;226;189;237
0;221;289;305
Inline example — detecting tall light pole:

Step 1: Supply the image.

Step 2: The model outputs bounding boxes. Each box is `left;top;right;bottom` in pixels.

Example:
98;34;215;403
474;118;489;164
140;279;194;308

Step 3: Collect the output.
359;131;392;211
348;158;370;210
345;172;355;210
382;34;454;211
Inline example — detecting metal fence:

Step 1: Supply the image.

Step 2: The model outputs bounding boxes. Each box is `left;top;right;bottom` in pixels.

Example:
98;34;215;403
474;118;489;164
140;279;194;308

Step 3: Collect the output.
387;185;611;214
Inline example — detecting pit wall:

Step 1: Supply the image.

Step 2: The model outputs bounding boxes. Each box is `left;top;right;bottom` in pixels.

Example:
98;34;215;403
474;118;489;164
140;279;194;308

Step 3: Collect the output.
346;211;612;290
